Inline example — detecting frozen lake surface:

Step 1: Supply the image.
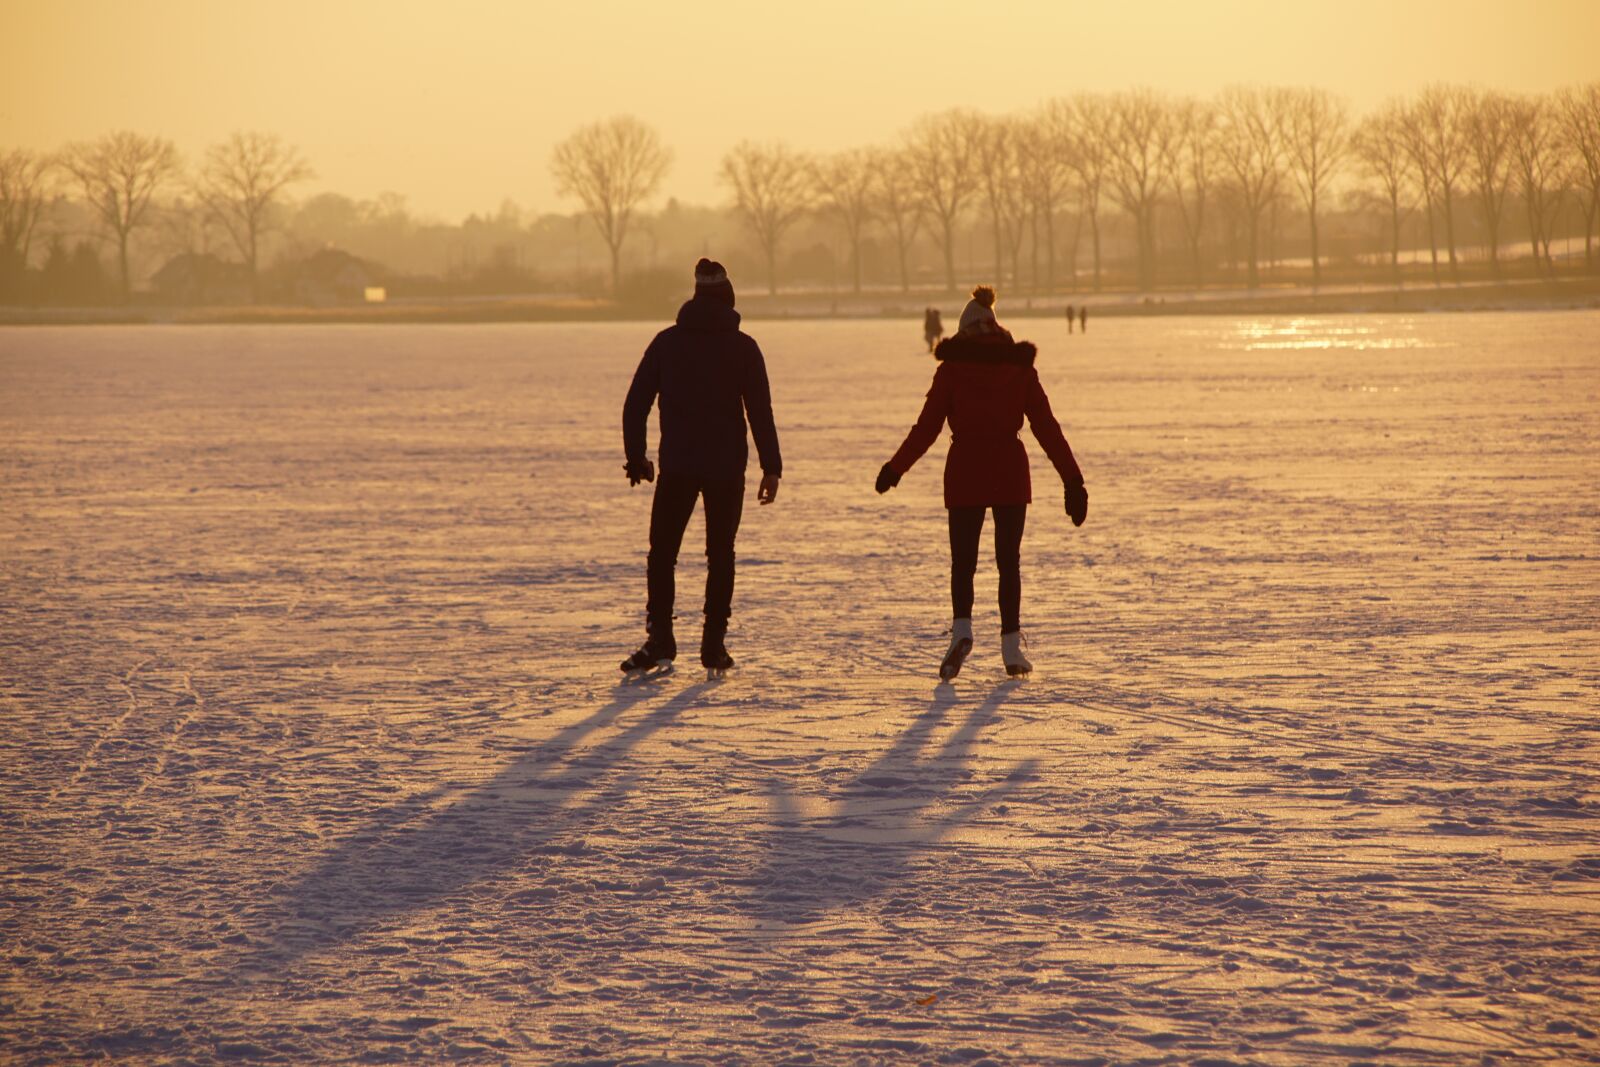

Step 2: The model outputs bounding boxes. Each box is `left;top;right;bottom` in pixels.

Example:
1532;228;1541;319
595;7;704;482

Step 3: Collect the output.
3;312;1599;1063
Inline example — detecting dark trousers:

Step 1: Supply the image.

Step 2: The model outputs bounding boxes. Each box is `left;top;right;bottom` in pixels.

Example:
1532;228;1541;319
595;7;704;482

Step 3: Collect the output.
647;472;745;636
949;504;1027;634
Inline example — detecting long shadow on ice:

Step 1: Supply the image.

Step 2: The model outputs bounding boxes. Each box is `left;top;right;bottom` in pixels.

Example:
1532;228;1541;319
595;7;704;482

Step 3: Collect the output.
744;681;1037;926
253;676;714;964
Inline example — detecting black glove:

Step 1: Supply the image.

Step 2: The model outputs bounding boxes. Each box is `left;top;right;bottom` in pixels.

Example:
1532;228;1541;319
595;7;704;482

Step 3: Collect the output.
625;459;655;487
875;462;902;495
1064;482;1088;527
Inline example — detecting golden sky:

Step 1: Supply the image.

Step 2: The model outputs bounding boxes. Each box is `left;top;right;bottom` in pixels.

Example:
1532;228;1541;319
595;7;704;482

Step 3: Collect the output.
3;0;1597;220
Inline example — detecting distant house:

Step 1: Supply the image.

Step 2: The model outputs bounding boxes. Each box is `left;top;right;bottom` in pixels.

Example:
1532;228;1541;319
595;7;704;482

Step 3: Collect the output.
290;248;379;305
151;253;253;305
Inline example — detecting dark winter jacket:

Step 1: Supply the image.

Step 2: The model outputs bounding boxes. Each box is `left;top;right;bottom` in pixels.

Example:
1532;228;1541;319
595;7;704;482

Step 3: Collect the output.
888;332;1081;508
623;297;782;482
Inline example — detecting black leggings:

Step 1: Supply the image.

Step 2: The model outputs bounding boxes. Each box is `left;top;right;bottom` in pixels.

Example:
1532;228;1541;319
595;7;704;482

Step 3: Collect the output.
948;504;1027;634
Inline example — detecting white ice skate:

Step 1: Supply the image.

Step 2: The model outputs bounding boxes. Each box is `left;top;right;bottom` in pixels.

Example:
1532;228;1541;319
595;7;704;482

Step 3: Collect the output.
939;618;974;681
1002;631;1032;677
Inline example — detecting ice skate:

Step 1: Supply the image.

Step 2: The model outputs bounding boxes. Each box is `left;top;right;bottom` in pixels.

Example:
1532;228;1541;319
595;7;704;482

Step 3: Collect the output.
939;618;974;681
701;625;735;679
620;633;675;674
1002;630;1032;677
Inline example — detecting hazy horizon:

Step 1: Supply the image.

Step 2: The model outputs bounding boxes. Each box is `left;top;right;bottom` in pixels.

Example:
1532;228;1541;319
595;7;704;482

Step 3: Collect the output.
5;0;1599;222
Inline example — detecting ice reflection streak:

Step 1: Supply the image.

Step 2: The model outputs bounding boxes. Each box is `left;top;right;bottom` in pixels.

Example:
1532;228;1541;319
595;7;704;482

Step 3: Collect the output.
1242;337;1429;351
1218;316;1446;352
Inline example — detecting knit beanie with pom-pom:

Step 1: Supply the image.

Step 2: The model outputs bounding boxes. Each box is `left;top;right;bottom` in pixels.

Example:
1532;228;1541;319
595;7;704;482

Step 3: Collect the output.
957;285;1000;334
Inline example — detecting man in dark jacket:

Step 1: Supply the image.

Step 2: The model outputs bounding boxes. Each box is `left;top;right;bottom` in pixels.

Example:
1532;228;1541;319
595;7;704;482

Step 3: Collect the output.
620;258;782;675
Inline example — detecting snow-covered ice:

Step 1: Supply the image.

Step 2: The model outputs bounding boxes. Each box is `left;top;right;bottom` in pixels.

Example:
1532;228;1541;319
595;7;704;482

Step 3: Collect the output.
2;312;1598;1063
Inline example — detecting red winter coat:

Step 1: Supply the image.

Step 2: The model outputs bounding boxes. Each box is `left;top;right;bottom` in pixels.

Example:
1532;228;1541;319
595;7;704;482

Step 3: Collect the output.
888;333;1083;509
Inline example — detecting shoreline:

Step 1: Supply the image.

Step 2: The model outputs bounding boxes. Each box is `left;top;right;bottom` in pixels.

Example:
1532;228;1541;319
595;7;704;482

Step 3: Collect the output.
3;278;1597;326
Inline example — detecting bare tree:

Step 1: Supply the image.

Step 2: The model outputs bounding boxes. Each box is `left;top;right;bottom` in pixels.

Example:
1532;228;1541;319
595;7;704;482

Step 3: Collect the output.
1556;82;1600;269
1461;90;1518;274
1266;185;1287;272
905;109;983;293
0;148;54;279
551;116;672;298
1025;102;1075;292
1395;103;1442;283
720;141;815;295
995;120;1033;289
1065;94;1112;290
1282;87;1350;288
1352;103;1416;284
813;148;876;294
874;149;924;293
160;195;224;259
59;131;179;300
1104;90;1175;290
1404;86;1470;279
1162;96;1219;286
973;115;1016;284
1216;87;1285;288
197;132;312;301
1509;96;1568;275
156;195;229;302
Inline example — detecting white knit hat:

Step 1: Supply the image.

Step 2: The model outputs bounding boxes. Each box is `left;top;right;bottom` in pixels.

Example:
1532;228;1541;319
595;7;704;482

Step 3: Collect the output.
957;285;999;333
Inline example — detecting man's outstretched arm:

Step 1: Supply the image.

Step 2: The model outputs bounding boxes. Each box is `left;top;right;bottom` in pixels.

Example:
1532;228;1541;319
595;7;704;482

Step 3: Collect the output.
743;341;783;500
622;342;662;484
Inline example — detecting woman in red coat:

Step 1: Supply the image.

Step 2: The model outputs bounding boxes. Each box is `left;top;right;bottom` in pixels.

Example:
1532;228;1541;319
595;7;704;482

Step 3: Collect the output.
876;286;1088;679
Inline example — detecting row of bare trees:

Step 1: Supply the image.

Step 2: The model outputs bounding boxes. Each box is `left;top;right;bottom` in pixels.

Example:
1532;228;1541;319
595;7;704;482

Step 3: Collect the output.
551;83;1600;297
1354;86;1600;283
7;84;1597;304
1;131;311;301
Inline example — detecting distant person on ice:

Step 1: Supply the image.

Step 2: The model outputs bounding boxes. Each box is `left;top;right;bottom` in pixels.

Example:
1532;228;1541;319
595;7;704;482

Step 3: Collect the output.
621;258;783;676
876;285;1088;680
1065;304;1075;334
1079;305;1088;332
923;307;944;353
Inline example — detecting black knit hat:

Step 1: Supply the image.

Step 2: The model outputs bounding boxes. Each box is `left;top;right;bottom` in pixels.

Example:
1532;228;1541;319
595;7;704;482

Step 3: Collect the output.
694;257;734;306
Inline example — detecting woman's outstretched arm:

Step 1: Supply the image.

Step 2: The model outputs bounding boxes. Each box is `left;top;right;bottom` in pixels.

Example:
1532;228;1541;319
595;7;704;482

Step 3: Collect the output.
1024;368;1084;486
886;365;952;477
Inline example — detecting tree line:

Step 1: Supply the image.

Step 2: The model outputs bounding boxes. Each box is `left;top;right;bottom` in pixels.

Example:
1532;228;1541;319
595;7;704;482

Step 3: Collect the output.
4;82;1598;305
556;83;1600;296
2;132;311;303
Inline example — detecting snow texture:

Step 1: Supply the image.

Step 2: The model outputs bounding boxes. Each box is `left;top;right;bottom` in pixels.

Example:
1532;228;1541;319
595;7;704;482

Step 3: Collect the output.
2;313;1598;1064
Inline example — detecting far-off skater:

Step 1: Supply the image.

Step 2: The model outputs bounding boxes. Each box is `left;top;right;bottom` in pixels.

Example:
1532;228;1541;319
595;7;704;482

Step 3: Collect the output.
621;259;783;676
924;307;944;353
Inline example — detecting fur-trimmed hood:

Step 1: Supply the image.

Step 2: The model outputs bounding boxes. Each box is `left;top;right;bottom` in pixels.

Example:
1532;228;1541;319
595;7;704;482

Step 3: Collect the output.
934;333;1037;367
